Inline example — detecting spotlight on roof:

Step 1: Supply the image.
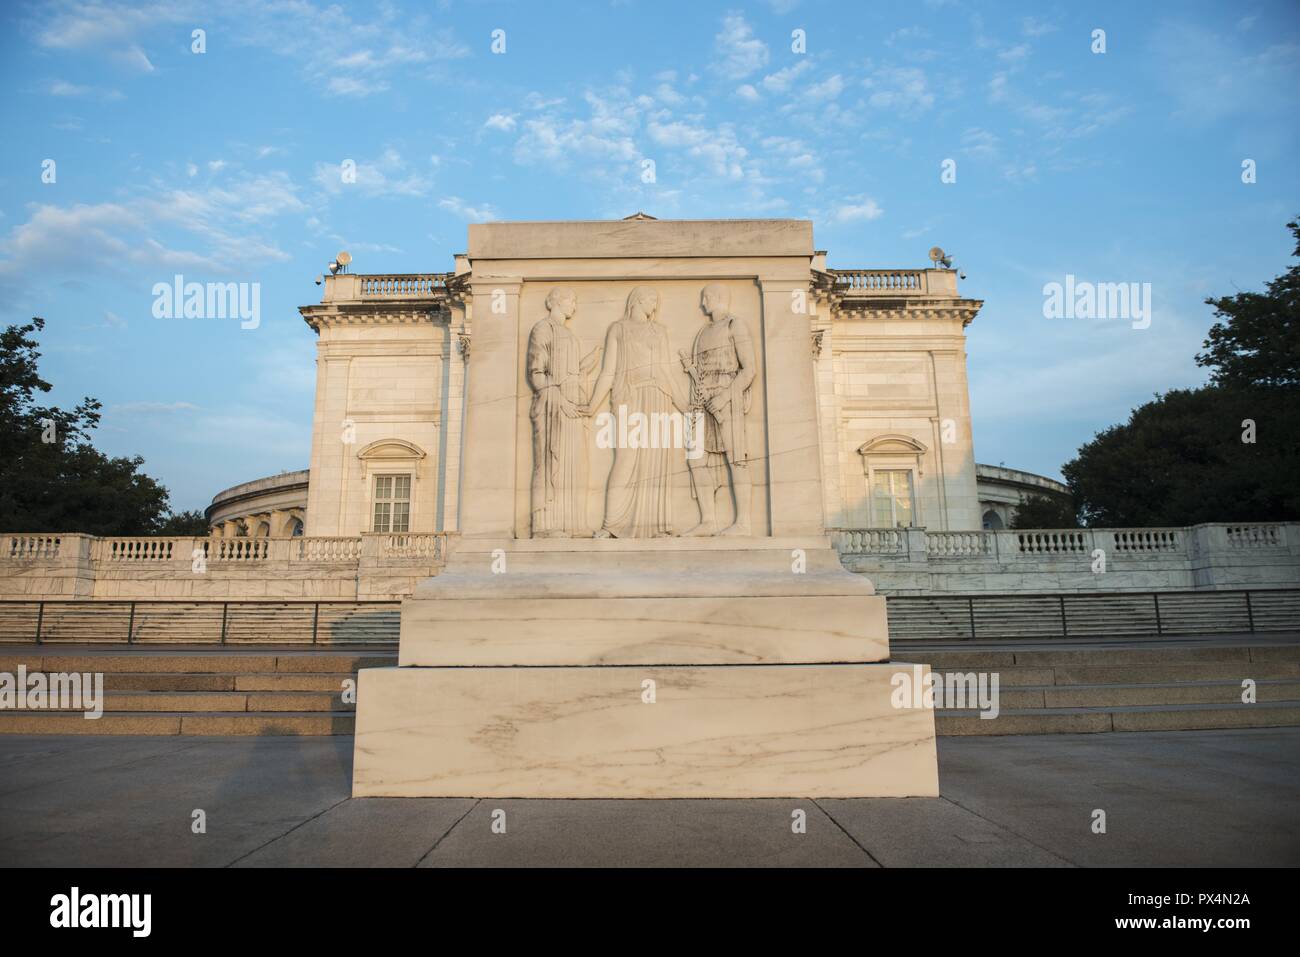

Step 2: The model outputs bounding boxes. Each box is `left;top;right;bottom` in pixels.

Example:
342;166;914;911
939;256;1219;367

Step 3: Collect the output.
336;250;352;272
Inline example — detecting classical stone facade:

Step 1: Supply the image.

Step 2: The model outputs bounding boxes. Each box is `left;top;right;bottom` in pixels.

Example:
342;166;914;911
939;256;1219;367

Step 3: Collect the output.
349;217;940;798
283;215;984;539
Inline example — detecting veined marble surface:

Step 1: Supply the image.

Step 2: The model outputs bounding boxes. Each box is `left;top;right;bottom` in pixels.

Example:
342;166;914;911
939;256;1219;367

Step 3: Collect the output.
353;663;939;798
398;593;888;666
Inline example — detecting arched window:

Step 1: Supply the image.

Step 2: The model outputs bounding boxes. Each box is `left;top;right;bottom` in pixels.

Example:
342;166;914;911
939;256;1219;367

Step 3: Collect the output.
982;509;1004;531
857;434;927;528
356;439;427;534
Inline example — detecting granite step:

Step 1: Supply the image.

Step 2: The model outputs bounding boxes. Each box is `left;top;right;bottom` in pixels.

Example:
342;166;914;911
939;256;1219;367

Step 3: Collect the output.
0;652;395;674
919;660;1300;685
937;701;1300;735
21;689;356;713
0;710;355;735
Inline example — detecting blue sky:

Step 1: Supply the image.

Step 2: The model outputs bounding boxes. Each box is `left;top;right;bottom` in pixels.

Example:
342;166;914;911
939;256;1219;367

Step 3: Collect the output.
1;0;1297;513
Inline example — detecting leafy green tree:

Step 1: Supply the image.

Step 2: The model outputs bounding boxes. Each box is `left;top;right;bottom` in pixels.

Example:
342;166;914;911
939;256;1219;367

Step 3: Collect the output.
156;510;211;536
0;318;186;535
1061;217;1300;527
1063;387;1299;527
1010;492;1079;529
1196;218;1300;389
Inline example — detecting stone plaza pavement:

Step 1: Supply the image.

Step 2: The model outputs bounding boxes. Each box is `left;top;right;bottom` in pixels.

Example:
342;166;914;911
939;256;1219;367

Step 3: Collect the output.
1;728;1296;867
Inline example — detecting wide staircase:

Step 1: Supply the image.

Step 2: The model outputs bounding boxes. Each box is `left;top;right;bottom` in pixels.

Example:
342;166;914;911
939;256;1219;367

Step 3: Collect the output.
905;635;1300;734
0;647;389;734
1;635;1298;736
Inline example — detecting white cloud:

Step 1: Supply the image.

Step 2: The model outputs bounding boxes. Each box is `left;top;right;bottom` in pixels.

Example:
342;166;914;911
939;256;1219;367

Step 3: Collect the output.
833;198;884;222
1021;17;1058;38
327;76;389;97
484;113;518;132
735;83;761;102
0;171;308;294
960;127;999;159
47;79;123;100
864;65;935;112
805;74;844;101
312;150;432;197
760;60;812;94
114;44;154;72
714;13;769;79
438;196;499;221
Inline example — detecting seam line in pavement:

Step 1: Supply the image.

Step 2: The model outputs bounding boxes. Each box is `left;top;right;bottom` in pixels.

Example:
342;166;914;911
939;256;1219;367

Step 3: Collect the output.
223;794;351;868
936;795;1080;867
810;798;883;867
415;798;482;868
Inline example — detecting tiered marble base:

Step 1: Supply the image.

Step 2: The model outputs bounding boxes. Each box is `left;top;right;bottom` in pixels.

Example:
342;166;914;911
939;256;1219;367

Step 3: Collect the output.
351;537;939;798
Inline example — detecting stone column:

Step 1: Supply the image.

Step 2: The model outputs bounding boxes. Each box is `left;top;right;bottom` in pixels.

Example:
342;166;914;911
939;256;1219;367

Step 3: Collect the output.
305;353;352;536
758;279;827;537
439;307;469;533
457;277;522;538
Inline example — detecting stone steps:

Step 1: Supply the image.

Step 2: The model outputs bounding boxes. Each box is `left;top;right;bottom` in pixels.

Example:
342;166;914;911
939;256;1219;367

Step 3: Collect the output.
0;646;375;736
938;702;1300;735
2;641;1298;737
0;711;355;735
907;637;1300;734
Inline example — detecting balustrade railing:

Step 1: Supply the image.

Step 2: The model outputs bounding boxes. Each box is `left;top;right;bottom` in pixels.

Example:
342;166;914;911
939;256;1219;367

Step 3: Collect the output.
358;274;449;298
6;535;62;559
1016;530;1091;554
211;538;269;562
927;531;991;558
828;528;908;555
830;269;927;294
294;537;363;562
1226;524;1283;548
1111;529;1182;553
97;538;175;562
379;533;449;560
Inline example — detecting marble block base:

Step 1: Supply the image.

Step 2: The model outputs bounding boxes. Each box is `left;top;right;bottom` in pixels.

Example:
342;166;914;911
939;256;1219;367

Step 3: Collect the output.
352;663;939;798
399;536;888;666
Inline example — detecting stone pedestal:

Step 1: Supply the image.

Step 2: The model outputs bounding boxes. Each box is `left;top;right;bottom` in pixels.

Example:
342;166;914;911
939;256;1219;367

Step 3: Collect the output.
349;218;939;799
351;537;939;798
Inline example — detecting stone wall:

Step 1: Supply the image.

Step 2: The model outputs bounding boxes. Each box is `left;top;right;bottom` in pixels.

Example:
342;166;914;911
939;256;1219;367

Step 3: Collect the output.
2;524;1295;601
834;523;1300;594
0;534;449;601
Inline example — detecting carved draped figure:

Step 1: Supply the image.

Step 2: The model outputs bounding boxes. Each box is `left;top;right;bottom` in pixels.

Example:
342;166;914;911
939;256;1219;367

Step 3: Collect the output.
527;316;590;537
588;305;682;538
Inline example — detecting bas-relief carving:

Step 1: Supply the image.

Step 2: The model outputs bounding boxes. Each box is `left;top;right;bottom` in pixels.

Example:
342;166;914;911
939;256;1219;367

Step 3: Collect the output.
528;284;757;540
585;286;688;539
526;288;601;538
681;283;756;537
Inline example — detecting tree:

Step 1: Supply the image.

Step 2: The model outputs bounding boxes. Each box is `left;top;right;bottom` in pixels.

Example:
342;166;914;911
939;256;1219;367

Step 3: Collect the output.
1058;216;1300;527
156;510;211;536
1010;492;1079;529
1196;218;1300;389
1062;387;1299;527
0;317;191;535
